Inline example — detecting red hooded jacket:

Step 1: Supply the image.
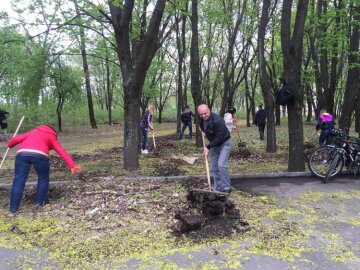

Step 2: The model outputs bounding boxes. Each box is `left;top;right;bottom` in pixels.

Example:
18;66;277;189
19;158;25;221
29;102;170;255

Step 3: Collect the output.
7;125;75;169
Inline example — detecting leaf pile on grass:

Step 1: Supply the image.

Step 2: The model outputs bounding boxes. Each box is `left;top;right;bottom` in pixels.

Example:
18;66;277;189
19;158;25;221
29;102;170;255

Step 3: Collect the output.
0;177;256;269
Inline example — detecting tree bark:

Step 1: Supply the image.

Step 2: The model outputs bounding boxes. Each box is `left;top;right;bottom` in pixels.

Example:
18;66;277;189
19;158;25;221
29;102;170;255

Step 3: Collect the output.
190;0;203;147
109;0;167;170
219;0;247;116
175;5;187;133
281;0;308;171
258;0;276;152
338;3;360;130
74;0;97;129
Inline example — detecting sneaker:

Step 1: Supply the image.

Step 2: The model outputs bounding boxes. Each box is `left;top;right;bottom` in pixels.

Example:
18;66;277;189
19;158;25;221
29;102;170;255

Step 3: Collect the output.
141;149;149;154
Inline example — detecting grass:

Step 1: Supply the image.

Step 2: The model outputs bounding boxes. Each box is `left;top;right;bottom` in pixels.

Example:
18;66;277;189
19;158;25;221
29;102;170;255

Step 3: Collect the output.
1;118;360;269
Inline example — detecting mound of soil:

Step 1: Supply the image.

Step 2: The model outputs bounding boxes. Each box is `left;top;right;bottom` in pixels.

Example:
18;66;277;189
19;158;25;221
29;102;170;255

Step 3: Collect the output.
230;147;253;159
170;190;250;240
154;164;186;176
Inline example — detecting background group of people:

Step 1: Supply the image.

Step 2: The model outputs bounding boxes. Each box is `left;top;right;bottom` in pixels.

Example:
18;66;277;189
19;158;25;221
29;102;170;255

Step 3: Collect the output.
3;102;334;215
139;104;266;194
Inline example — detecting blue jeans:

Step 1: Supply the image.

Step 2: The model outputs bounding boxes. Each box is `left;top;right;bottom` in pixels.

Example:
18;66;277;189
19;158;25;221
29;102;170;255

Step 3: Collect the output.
319;129;331;146
179;122;192;140
10;154;50;213
210;138;233;192
141;127;148;150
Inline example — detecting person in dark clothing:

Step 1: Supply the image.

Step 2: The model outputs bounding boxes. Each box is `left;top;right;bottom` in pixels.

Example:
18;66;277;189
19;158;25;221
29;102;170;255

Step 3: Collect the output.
140;105;156;154
0;109;9;139
179;106;195;140
254;104;266;140
316;108;335;146
276;77;295;106
198;104;232;193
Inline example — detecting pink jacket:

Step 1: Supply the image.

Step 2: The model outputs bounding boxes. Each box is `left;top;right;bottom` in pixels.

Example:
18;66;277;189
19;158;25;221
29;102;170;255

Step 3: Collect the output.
7;125;75;169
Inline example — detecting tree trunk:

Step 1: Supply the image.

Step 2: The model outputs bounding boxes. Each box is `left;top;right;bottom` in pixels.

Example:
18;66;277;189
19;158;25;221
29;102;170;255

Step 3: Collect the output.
190;0;203;147
56;97;64;132
105;44;113;125
109;0;167;171
258;0;276;152
355;97;360;136
219;0;247;116
338;3;360;130
74;0;97;129
281;0;308;171
175;7;187;133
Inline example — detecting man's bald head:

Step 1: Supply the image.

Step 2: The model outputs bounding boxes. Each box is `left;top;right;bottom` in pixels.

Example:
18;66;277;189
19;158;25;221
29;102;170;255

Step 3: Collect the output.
197;104;211;120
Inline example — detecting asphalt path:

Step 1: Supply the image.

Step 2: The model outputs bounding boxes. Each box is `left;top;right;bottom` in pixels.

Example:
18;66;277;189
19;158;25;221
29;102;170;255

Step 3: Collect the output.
232;175;360;199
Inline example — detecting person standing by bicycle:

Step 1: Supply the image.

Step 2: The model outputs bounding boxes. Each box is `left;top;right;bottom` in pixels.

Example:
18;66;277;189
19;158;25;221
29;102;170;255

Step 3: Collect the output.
316;108;335;146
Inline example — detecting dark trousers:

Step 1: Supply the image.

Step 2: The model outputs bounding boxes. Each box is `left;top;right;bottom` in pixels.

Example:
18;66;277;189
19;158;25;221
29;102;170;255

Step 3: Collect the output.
258;123;266;140
10;154;50;213
319;129;332;146
179;122;192;140
141;127;148;150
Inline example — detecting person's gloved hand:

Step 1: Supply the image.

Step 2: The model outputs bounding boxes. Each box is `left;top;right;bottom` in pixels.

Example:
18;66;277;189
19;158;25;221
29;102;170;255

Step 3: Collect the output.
232;118;237;123
71;165;82;175
149;130;156;135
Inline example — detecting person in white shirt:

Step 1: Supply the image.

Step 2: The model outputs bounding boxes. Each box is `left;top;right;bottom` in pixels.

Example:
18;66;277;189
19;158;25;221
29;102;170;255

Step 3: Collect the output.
224;108;237;132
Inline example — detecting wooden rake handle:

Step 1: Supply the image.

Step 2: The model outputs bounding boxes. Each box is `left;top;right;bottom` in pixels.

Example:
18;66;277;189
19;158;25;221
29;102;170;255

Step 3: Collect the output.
152;132;156;148
201;131;212;189
0;116;25;170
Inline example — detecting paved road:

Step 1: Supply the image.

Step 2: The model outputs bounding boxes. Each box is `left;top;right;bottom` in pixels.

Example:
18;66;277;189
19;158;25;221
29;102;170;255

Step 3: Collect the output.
232;175;360;198
1;175;360;269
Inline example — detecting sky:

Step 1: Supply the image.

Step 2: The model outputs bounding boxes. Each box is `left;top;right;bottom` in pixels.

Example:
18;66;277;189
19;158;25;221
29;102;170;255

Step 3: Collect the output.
1;0;13;14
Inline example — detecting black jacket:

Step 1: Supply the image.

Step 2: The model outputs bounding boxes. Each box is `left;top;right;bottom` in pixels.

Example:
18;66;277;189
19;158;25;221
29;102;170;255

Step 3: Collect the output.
0;109;9;129
200;112;231;149
181;108;195;123
255;109;266;125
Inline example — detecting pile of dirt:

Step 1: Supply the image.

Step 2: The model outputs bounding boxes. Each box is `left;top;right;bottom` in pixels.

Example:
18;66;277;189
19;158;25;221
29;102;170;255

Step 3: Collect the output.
170;190;250;239
148;134;177;152
154;163;186;176
230;147;253;158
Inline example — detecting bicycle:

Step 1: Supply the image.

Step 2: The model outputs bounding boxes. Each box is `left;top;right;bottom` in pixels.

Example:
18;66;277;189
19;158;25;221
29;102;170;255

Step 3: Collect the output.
323;129;360;183
308;144;342;178
308;128;360;183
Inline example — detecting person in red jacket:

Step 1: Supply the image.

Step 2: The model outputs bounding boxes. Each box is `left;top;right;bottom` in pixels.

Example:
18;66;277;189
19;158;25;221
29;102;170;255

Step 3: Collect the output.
7;125;82;213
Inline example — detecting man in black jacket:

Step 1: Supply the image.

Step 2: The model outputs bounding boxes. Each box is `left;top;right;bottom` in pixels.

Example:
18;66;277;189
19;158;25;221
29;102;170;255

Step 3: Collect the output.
254;104;266;140
179;106;195;140
0;109;9;139
198;104;233;193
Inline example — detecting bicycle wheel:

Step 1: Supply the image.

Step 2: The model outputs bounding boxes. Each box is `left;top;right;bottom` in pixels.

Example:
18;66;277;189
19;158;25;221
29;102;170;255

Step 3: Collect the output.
308;146;343;178
324;152;343;184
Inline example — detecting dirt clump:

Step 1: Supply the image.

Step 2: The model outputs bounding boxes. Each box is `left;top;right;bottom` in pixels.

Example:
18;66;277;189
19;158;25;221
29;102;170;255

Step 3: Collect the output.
170;189;249;239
